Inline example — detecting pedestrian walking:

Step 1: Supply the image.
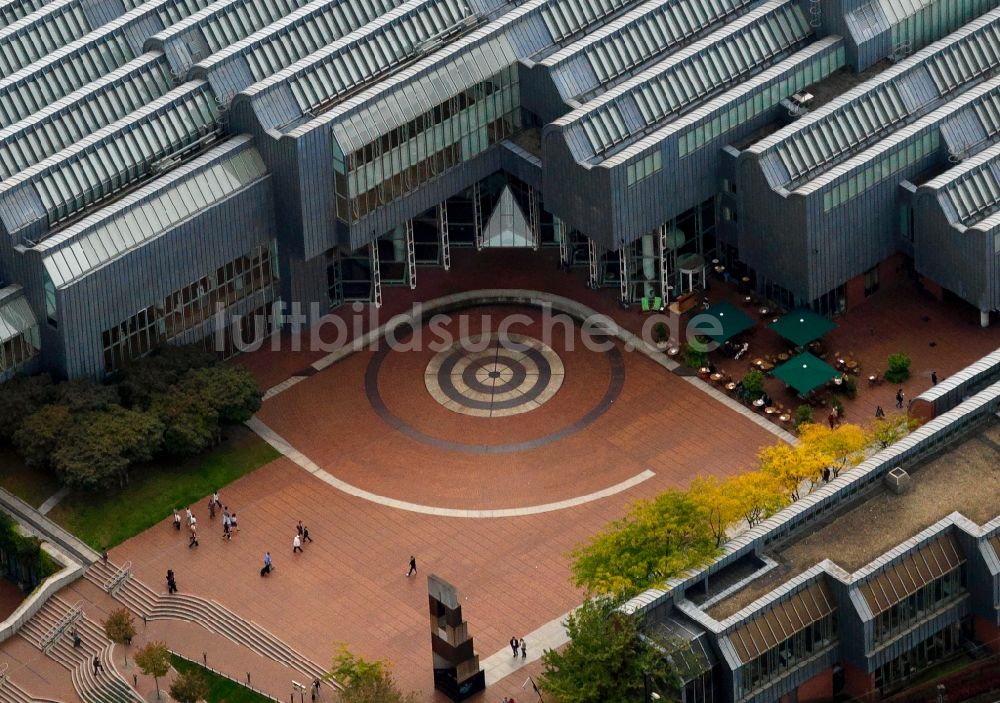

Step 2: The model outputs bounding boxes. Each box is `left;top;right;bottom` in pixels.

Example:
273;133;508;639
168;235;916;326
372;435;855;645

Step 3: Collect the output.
208;498;216;520
302;525;312;543
261;552;272;576
173;509;181;531
71;628;81;648
297;521;304;538
822;467;831;483
895;388;904;409
827;411;836;429
166;569;177;594
931;370;938;385
212;490;221;508
222;512;232;540
510;636;519;657
293;534;302;553
185;507;193;526
875;405;885;418
92;656;103;676
520;638;526;659
230;512;239;534
188;524;199;548
406;556;417;577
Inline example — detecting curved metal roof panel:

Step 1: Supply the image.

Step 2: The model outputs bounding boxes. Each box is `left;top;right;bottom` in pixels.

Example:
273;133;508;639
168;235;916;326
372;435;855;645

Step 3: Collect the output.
0;0;55;30
37;136;267;289
551;0;811;160
541;0;755;103
0;53;172;181
0;81;220;231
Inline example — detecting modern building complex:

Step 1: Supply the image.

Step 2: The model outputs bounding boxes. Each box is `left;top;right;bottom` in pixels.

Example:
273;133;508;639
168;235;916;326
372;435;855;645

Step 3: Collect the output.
627;355;1000;703
2;0;1000;379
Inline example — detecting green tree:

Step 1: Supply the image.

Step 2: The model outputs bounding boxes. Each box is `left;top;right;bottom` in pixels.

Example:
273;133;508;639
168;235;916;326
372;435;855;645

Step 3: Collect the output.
54;379;120;412
538;598;679;703
741;370;765;399
150;391;219;457
135;641;171;700
687;475;743;547
183;366;262;424
13;404;72;469
51;407;163;491
102;608;136;665
884;352;911;383
115;345;217;409
571;490;719;598
168;668;210;703
0;374;59;442
325;646;418;703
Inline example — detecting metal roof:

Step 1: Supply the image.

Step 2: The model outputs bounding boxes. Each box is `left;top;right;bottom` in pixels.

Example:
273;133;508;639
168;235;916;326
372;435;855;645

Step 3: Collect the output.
0;0;53;30
283;0;550;146
552;0;811;159
540;0;635;43
0;0;219;131
0;81;220;230
750;7;1000;187
931;140;1000;226
541;0;755;102
857;532;965;616
0;0;103;77
151;0;313;76
0;286;37;345
601;37;843;167
37;137;267;289
0;53;172;181
240;0;476;114
194;0;411;91
724;578;834;664
796;72;1000;195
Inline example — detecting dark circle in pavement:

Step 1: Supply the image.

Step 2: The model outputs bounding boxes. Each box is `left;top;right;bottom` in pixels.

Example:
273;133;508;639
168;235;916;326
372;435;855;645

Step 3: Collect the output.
444;352;544;411
365;334;625;454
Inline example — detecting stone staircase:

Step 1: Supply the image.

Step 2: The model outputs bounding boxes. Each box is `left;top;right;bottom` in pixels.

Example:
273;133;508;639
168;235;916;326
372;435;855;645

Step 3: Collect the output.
18;596;139;703
85;560;334;689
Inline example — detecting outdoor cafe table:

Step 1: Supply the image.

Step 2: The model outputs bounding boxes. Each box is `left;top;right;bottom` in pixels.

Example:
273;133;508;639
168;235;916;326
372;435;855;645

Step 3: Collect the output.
753;399;765;409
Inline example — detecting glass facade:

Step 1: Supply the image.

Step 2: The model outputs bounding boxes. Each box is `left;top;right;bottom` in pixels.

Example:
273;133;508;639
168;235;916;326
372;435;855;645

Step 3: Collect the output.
334;64;521;222
101;241;278;372
874;622;962;693
737;612;837;699
678;48;845;158
822;131;940;213
626;150;662;187
890;0;995;55
872;565;965;644
0;324;40;379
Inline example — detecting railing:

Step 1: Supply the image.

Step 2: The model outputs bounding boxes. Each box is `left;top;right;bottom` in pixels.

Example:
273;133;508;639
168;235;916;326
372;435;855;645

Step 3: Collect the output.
103;561;131;595
40;600;83;654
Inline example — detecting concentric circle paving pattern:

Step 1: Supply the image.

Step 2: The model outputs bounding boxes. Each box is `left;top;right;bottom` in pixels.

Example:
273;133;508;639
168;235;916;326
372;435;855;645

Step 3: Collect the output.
424;334;564;417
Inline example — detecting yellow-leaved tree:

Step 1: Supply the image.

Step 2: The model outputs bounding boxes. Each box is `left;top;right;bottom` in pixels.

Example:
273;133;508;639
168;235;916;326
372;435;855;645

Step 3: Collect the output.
688;476;744;547
799;423;867;478
726;470;786;527
758;437;831;501
571;490;720;598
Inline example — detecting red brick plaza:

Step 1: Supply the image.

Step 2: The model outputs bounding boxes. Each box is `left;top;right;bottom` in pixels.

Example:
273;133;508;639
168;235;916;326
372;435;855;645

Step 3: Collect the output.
106;248;1000;701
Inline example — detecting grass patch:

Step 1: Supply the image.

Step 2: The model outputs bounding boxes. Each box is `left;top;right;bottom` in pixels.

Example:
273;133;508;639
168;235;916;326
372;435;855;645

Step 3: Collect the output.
48;427;279;550
0;448;61;508
170;654;273;703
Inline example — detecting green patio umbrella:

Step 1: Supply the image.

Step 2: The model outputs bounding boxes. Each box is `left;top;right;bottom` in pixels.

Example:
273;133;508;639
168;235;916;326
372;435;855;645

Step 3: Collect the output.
768;308;837;347
694;302;755;343
771;352;840;395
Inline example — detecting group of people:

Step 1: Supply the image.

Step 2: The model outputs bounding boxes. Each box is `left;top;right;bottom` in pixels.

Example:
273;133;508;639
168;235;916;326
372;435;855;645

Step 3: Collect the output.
509;636;527;659
171;490;242;550
292;521;313;553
